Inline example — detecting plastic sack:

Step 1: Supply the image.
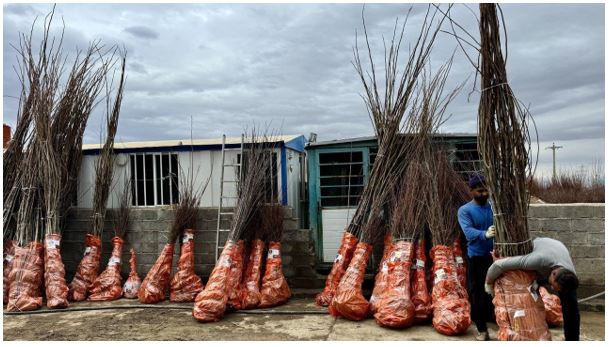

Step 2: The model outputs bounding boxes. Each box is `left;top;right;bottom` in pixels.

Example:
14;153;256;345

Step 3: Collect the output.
239;239;265;309
69;233;102;302
452;239;467;292
369;233;393;314
374;241;415;328
539;286;563;327
7;241;44;312
315;231;359;306
493;270;552;340
44;233;69;308
138;243;175;304
170;230;204;302
259;241;292;308
329;242;372;321
123;248;141;299
411;239;432;323
430;245;471;336
226;240;245;310
193;241;236;322
88;236;124;301
3;240;15;305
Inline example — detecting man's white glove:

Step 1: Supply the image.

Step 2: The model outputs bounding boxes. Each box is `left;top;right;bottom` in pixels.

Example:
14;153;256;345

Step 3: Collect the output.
485;282;494;297
485;225;496;239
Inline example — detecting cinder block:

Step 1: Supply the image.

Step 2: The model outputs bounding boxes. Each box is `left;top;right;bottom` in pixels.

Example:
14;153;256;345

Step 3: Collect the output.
528;205;558;218
555;231;587;244
526;218;543;232
587;232;605;245
540;218;572;232
281;255;293;266
573;258;605;274
570;245;605;259
282;267;295;277
571;219;605;232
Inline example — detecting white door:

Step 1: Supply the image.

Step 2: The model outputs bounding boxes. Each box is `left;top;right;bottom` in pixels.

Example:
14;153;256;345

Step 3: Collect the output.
321;208;356;262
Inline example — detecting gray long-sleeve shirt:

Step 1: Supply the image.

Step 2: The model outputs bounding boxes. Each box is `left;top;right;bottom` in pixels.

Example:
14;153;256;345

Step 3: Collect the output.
486;237;576;284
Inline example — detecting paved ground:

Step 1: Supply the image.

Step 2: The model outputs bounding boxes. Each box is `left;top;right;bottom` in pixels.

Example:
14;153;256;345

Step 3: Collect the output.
3;298;605;341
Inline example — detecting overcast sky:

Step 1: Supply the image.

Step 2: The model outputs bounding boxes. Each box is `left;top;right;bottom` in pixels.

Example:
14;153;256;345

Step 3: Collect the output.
2;2;605;179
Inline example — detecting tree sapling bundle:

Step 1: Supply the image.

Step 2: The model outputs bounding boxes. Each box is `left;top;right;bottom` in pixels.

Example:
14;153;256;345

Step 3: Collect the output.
238;210;266;309
123;249;142;299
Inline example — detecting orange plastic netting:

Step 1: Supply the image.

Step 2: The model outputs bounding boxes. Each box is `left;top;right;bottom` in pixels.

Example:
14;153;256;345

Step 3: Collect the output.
226;240;245;310
123;248;142;299
493;270;552;340
170;230;204;302
138;243;175;304
374;240;415;328
411;239;432;323
193;241;236;322
239;239;265;309
430;245;471;336
7;241;44;312
452;239;467;291
539;286;563;327
259;241;291;308
329;242;372;321
315;231;359;307
3;240;15;305
69;234;102;302
44;233;69;308
88;236;124;301
369;233;393;315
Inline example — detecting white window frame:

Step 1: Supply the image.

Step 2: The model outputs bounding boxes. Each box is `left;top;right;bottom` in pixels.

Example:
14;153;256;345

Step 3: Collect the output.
130;152;178;207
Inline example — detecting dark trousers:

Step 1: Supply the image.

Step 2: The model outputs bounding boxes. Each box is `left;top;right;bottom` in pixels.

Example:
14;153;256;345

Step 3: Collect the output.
467;255;495;332
559;289;580;341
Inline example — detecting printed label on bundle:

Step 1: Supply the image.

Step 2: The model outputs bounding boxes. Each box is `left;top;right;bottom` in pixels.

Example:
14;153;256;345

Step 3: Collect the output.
382;263;389;272
268;249;280;259
334;254;343;263
84;247;92;255
46;239;60;249
182;233;194;243
416;259;425;268
514;310;526;318
391;251;404;262
108;256;121;266
5;255;14;262
528;284;539;301
434;269;446;284
455;256;464;264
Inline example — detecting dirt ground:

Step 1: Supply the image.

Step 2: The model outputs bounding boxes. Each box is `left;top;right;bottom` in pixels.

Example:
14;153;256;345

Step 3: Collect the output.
3;298;605;341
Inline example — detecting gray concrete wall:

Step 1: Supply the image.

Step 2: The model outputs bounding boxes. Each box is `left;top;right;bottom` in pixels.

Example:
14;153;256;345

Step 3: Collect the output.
60;206;320;288
528;203;605;298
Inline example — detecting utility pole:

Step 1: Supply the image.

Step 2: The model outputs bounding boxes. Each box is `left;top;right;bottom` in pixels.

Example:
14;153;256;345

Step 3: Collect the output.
545;142;563;181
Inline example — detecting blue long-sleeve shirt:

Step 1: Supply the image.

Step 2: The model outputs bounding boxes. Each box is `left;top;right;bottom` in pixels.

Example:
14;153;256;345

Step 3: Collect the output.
457;200;494;257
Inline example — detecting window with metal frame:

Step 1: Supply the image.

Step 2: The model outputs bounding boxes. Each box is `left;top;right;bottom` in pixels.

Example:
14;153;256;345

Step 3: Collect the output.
318;151;364;207
130;153;179;206
237;150;279;203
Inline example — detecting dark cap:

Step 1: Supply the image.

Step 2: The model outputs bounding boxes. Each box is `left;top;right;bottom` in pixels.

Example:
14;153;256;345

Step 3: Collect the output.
468;173;486;189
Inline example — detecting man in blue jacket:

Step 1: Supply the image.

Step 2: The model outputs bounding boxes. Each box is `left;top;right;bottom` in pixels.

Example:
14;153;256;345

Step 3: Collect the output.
458;174;496;341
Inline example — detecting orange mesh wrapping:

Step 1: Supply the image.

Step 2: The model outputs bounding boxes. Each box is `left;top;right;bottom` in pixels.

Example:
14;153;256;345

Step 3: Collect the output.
3;240;15;305
7;241;44;312
430;245;471;335
226;240;245;310
539;286;563;327
329;242;372;320
315;231;358;307
239;239;265;309
369;233;393;314
493;270;552;340
170;230;204;302
374;241;415;328
259;241;291;308
452;239;467;291
88;236;124;301
193;241;236;322
123;248;141;299
411;239;431;323
138;243;175;304
43;234;69;308
69;234;102;302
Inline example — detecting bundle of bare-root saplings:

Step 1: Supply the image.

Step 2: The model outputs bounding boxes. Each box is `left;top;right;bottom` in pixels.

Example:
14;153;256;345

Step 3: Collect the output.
478;3;550;341
4;10;126;311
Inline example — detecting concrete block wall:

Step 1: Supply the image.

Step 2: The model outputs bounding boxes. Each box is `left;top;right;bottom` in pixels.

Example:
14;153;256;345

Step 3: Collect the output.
528;203;605;298
60;207;317;288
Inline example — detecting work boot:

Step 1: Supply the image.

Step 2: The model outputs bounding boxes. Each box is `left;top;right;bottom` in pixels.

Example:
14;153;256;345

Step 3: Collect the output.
475;330;490;341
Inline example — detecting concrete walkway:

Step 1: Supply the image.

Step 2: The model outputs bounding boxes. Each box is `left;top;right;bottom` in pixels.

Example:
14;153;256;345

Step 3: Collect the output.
3;298;604;341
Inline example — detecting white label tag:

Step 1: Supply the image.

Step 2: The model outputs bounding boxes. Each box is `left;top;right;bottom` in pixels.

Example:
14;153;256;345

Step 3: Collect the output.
416;259;425;268
514;310;526;318
219;256;232;268
182;233;194;243
46;239;60;249
455;256;464;264
84;247;92;255
434;269;446;284
528;284;539;302
390;251;403;262
5;255;14;262
334;254;343;263
108;256;121;266
268;249;280;259
382;263;389;272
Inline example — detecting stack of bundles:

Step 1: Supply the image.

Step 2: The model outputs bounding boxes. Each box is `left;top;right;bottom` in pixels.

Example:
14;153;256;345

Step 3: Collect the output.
123;249;142;299
70;53;126;302
259;204;292;308
478;4;550;341
539;287;563;327
193;131;274;322
170;179;207;302
140;178;203;304
88;178;131;301
368;231;392;315
319;5;447;314
238;210;265;309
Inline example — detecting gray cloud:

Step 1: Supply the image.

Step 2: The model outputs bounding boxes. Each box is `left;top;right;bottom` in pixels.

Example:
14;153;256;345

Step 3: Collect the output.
123;25;159;40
